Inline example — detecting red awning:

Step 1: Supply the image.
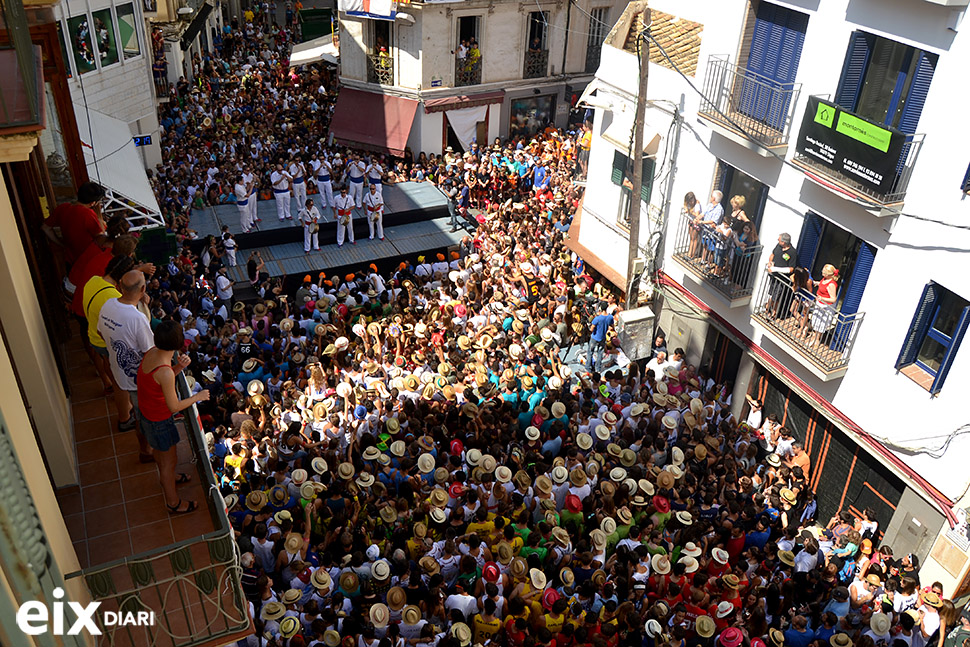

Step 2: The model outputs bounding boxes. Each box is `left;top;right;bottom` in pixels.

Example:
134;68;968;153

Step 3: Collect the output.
424;90;505;113
329;88;418;158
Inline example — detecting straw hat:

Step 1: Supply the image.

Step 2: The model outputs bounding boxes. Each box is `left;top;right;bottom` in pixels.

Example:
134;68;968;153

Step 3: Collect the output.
529;568;547;590
595;425;611;441
370;603;390;628
339;571;359;592
429;488;449;508
261;601;285;620
778;550;796;567
657;470;675;490
551;465;569;484
402;605;421;625
576;433;593;450
600;517;617;535
451;623;472;647
246;490;267;512
830;635;853;647
651;554;671;575
560;567;575;586
590;529;607;550
696;615;716;638
311;457;328;474
337;462;355;480
390;440;406;457
387;586;406;611
510;557;528;578
712;547;730;564
645;619;662;638
683;542;702;557
311;568;332;590
418;453;435;473
496;541;514;565
281;588;302;605
495;466;513;483
679;555;699;573
569;468;587;487
870;613;891;636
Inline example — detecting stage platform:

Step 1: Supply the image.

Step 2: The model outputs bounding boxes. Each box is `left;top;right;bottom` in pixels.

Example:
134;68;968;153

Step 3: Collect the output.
223;217;466;290
188;182;450;250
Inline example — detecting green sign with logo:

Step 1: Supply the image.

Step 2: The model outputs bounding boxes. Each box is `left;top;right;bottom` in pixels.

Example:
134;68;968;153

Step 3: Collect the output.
814;103;835;129
835;112;892;153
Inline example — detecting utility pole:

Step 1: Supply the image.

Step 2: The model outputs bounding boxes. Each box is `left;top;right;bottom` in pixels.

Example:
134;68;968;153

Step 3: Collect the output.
625;8;650;309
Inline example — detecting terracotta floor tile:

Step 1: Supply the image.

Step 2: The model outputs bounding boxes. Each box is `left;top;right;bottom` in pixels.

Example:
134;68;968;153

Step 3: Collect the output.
76;435;115;464
82;480;124;511
72;398;109;422
79;457;119;486
171;506;212;541
71;378;109;402
57;488;82;515
74;417;113;442
83;504;129;539
113;431;144;454
86;530;132;567
118;453;158;477
73;540;89;570
130;520;175;554
125;494;169;528
123;471;162;500
64;513;86;542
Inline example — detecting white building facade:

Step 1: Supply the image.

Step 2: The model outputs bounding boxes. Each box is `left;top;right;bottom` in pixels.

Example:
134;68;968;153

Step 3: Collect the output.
573;0;970;595
333;0;626;157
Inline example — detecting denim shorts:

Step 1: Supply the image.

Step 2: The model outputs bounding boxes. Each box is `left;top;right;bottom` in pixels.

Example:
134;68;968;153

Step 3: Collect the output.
138;414;181;452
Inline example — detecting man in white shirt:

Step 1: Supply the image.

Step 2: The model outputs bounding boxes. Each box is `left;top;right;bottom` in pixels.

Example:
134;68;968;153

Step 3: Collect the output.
289;156;307;217
645;351;667;378
345;154;366;208
362;184;384;241
333;185;356;247
270;163;293;221
97;269;153;456
365;159;384;200
234;173;254;232
299;198;320;253
215;266;234;312
242;165;259;226
312;154;334;210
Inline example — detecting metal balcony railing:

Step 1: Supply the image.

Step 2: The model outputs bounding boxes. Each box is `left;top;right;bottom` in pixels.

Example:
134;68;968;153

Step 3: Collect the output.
455;56;482;87
65;375;251;647
523;48;548;79
367;52;393;85
698;55;801;148
671;210;763;303
791;98;925;209
751;272;865;375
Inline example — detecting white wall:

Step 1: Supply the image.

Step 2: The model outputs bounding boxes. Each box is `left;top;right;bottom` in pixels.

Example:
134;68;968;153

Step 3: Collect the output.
580;0;970;503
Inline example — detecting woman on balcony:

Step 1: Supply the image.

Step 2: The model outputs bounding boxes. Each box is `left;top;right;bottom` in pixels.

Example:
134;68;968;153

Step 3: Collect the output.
684;192;703;259
789;266;814;339
808;264;839;348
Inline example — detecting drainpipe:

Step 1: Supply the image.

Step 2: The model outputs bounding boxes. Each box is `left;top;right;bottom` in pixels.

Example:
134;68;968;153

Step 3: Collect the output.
561;0;571;77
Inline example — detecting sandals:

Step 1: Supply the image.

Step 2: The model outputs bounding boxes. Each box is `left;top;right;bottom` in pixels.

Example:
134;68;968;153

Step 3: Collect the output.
166;499;197;515
175;473;192;484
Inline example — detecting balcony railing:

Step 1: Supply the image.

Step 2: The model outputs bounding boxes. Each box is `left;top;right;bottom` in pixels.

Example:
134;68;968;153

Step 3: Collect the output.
751;272;865;377
367;52;393;85
66;375;252;647
523;48;548;79
455;56;482;87
791;98;924;210
698;55;801;149
671;210;763;304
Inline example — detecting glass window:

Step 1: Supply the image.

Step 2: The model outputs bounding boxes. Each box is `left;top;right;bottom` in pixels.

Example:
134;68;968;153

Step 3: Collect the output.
509;95;554;139
917;290;970;374
92;8;119;66
56;21;73;78
855;37;915;128
116;4;141;59
67;14;98;74
527;12;547;50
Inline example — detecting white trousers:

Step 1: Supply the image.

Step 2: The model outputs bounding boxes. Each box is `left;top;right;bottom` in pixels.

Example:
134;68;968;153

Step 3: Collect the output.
274;191;291;220
292;181;307;212
249;196;258;225
238;203;251;231
317;179;333;208
337;218;355;245
304;226;319;252
348;180;364;207
368;211;384;239
225;248;237;266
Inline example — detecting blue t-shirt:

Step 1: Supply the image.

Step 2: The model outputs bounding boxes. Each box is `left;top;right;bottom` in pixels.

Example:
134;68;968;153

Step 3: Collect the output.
784;628;815;647
590;314;614;342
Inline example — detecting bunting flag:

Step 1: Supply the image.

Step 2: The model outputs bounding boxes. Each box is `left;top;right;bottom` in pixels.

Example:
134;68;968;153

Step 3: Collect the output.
338;0;395;20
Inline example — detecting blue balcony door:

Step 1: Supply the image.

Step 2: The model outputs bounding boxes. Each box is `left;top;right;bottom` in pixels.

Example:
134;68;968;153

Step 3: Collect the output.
737;1;808;131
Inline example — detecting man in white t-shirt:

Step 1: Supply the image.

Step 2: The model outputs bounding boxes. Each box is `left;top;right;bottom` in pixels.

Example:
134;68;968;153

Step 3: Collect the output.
97;269;154;458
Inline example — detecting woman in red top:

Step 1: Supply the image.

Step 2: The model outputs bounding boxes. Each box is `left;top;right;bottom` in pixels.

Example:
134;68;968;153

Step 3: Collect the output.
809;264;839;347
137;320;210;514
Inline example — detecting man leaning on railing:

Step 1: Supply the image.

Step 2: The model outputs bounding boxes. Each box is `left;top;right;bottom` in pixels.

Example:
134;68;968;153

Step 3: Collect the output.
763;232;797;319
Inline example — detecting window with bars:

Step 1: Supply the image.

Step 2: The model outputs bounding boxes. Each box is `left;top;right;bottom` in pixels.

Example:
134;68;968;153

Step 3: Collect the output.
585;7;609;73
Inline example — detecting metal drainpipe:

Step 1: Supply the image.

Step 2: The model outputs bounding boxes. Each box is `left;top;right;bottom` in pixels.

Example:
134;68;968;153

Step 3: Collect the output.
561;0;571;80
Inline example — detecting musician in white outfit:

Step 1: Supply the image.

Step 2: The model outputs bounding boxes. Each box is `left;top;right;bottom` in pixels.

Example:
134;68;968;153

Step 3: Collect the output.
242;165;258;226
334;185;356;247
299;198;320;253
345;154;366;209
363;184;385;241
365;159;385;200
234;174;254;232
270;164;293;221
289;157;307;216
311;154;334;210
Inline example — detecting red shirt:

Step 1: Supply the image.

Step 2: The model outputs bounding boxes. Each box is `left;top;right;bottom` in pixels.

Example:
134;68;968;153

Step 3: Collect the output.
137;362;173;422
49;203;104;264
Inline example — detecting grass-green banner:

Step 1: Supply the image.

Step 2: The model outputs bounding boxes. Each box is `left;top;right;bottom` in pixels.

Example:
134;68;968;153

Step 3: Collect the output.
835;112;892;153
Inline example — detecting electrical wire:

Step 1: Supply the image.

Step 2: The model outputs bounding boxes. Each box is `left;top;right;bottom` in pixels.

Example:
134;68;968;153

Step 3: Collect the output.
640;31;970;232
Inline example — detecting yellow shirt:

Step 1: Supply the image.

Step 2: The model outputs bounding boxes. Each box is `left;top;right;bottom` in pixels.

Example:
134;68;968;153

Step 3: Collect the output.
82;276;120;348
473;614;502;643
466;520;495;537
544;613;565;633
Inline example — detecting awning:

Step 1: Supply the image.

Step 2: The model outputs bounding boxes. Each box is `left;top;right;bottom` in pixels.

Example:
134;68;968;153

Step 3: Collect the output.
289;34;339;66
425;90;504;114
181;3;213;51
73;104;164;230
330;88;418;157
602;105;662;158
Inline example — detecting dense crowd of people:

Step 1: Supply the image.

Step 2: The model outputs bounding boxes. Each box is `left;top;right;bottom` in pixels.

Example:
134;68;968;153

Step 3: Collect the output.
42;10;969;647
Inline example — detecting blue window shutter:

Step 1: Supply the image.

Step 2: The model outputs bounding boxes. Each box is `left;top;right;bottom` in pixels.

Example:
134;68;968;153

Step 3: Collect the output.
766;9;809;131
796;212;823;269
930;305;970;395
895;282;939;369
835;31;873;110
752;184;769;230
739;2;775;119
840;243;875;317
896;50;937;135
962;164;970;193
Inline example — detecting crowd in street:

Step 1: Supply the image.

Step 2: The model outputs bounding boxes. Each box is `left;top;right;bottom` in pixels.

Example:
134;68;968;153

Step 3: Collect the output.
42;10;970;647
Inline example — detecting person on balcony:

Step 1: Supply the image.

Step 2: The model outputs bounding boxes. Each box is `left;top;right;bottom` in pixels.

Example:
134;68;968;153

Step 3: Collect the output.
790;266;815;339
808;264;839;348
732;220;759;287
467;39;482;73
764;233;797;319
700;190;724;266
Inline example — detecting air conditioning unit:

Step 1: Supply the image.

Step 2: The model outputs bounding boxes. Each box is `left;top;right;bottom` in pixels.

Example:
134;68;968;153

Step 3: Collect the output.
615;305;656;361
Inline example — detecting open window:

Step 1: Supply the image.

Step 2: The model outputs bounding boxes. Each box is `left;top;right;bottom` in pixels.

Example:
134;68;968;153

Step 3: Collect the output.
366;20;393;85
524;11;549;78
455;15;482;86
796;212;876;317
896;282;970;395
585;7;609;73
612;150;654;229
714;161;768;230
